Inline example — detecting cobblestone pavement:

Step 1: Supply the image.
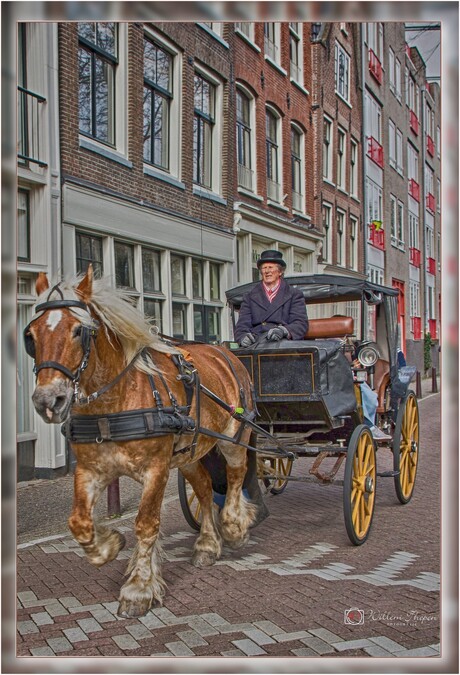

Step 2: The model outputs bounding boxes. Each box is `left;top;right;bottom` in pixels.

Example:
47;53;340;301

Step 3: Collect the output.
16;391;442;664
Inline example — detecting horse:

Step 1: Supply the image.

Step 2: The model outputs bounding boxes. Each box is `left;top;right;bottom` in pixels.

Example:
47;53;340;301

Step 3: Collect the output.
24;265;260;618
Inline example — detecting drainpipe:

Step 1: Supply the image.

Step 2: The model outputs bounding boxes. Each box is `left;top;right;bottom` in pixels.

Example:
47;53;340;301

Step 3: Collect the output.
420;86;428;338
361;24;369;339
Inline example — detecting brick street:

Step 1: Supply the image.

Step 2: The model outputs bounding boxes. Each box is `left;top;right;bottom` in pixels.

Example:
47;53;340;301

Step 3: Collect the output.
15;391;441;664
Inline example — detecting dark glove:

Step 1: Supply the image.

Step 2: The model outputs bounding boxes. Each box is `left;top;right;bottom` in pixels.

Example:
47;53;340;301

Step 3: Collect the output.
239;333;256;348
266;325;289;341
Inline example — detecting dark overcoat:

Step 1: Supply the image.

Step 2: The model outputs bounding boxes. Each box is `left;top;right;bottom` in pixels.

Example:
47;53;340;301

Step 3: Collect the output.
234;279;308;342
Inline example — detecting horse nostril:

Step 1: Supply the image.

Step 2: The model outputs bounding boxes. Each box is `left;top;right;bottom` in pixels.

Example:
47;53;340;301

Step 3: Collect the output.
55;395;67;411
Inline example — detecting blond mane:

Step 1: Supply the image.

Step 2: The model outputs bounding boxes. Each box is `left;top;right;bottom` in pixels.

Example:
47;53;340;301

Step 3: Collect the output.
36;275;180;373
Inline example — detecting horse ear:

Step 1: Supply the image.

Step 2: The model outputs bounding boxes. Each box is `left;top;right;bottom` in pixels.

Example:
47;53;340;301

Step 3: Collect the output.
76;264;94;303
36;272;49;296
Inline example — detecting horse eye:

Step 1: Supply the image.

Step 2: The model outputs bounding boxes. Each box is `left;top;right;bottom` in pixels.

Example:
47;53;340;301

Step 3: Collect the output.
73;325;82;339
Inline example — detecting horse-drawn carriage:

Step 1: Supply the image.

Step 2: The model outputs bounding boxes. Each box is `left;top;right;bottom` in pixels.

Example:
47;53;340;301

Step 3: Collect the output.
179;274;419;546
24;268;418;617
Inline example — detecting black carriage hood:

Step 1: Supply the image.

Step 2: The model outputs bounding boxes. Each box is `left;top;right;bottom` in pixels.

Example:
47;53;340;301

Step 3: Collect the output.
226;274;399;309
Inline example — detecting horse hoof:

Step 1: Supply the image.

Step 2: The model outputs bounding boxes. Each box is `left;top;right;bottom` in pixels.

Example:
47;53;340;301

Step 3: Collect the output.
192;550;217;568
223;533;249;550
117;597;153;619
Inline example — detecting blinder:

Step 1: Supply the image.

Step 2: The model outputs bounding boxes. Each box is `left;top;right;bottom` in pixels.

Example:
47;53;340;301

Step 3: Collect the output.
23;290;99;384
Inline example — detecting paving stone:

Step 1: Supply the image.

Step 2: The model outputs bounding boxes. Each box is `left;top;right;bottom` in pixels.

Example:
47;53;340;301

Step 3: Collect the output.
111;634;141;650
63;627;89;643
200;612;230;627
44;603;69;617
176;630;208;648
299;635;335;654
126;623;154;640
242;628;276;646
254;620;285;636
368;635;406;653
46;637;73;653
395;646;439;657
291;647;317;656
139;613;167;629
309;628;344;644
69;603;103;614
231;639;267;656
220;648;245;657
149;651;173;657
17;591;38;605
59;597;82;609
333;638;373;651
187;617;219;636
30;611;54;626
165;640;195;657
17;621;39;636
90;608;117;623
76;617;103;633
273;631;310;643
364;644;394;657
151;607;183;625
30;646;55;656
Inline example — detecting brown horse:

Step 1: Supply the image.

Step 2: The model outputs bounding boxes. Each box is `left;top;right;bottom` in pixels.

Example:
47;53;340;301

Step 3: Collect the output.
25;266;257;618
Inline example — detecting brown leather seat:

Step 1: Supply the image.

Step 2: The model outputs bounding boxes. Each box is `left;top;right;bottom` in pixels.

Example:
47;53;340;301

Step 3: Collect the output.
305;316;354;339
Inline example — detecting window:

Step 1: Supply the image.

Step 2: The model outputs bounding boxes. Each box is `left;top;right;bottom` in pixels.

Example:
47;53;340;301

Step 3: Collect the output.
407;74;419;115
396;129;403;174
323;116;333;181
192;258;203;298
366;22;383;60
368;264;384;286
143;37;172;170
236;87;254;191
193;72;215;188
390;194;397;245
436;126;441;157
397;200;404;247
395;59;401;100
389;48;395;90
407;143;419;183
409;280;420;319
389;120;396;168
194;306;221;343
349;216;358;270
366;178;382;227
322;203;332;263
264;23;280;65
365;92;382;144
266;107;281;202
172;303;187;339
18;190;30;262
388;48;401;100
336;210;345;266
350;140;358;198
437;178;441;213
409;210;419;250
235;22;254;42
142;247;162;328
289;23;303;84
78;22;117;145
76;231;104;278
334;42;350;102
291;125;304;212
114;241;135;290
210;262;220;301
337;128;346;190
171;254;186;296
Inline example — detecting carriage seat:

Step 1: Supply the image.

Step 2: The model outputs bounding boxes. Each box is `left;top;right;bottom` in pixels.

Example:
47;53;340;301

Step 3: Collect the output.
305;316;354;339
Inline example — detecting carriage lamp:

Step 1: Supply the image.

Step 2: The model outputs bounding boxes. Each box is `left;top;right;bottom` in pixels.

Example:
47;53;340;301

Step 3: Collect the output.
357;344;379;368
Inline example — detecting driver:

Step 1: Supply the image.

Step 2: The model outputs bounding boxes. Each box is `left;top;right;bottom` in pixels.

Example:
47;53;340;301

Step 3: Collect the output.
235;250;308;347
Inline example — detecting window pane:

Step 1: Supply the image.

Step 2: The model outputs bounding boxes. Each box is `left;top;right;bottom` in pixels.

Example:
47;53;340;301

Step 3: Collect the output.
208;308;220;342
194;307;204;338
76;232;103;277
142;248;161;292
192;259;203;298
144;298;162;331
95;56;115;144
172;303;187;338
97;23;116;55
114;242;135;288
210;263;220;300
152;92;169;168
78;22;96;42
17;190;30;261
78;48;92;135
171;255;185;295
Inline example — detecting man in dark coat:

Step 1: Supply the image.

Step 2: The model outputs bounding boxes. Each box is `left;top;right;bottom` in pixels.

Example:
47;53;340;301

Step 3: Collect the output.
235;250;308;346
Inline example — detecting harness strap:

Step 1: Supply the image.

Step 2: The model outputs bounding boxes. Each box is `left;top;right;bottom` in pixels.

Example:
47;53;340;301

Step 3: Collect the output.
75;349;145;405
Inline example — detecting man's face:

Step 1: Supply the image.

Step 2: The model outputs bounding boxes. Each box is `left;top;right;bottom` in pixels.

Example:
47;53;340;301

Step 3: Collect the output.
260;263;282;287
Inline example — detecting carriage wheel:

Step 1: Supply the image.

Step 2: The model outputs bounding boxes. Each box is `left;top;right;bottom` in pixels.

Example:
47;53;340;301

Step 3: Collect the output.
393;392;419;504
260;456;293;495
177;472;201;531
343;426;377;546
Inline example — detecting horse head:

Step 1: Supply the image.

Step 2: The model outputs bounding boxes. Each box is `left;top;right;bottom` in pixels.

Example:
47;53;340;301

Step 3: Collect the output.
25;266;98;424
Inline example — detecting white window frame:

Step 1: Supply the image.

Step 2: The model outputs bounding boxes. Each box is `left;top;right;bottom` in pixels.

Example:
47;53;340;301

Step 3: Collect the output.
389;120;396;168
322;202;333;263
350;139;358;198
143;26;182;182
289;22;304;85
193;62;224;197
349;215;358;271
436;126;441;157
336;209;346;266
337;127;347;191
390;194;398;245
365;91;382;144
334;41;350;103
264;22;282;69
409;209;419;250
397;199;404;249
266;104;283;204
409;280;420;319
236;83;256;193
366;177;382;229
78;23;130;165
323;116;333;182
396;128;403;175
389;48;395;91
407;143;419;183
366;22;383;60
291;122;305;213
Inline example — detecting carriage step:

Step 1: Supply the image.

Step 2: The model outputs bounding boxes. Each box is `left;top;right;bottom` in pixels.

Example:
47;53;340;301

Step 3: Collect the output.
377;470;400;478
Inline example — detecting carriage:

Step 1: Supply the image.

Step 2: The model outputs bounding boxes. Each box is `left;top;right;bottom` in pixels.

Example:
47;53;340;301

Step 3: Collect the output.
178;273;419;546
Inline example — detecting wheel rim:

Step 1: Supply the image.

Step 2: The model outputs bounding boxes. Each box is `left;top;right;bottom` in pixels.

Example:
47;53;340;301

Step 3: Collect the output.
399;395;419;499
272;457;292;490
259;456;292;493
350;431;376;540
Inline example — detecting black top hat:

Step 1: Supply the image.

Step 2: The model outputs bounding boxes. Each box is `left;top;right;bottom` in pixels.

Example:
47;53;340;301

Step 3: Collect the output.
257;249;286;269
